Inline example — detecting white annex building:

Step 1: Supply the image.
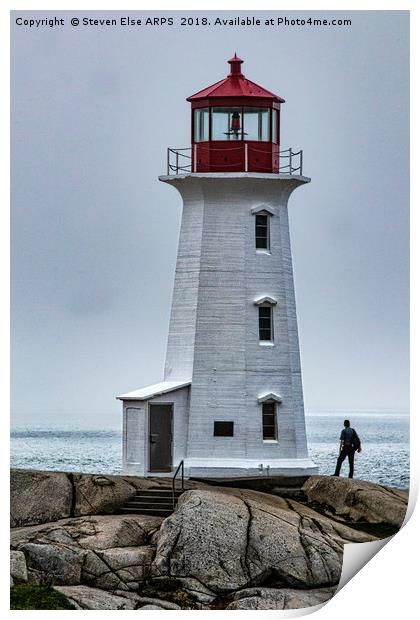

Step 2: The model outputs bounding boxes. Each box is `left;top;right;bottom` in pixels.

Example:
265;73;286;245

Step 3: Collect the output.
117;55;318;478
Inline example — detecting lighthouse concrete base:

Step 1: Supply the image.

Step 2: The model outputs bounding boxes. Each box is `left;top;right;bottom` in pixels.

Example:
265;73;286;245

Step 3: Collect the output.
183;458;318;478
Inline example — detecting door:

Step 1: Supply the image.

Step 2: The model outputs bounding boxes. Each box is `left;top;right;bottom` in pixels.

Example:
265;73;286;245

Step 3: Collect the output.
149;404;173;472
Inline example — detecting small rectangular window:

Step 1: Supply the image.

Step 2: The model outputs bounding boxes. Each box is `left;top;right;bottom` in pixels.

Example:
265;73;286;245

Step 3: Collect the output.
255;214;269;250
259;306;273;341
214;421;234;437
262;402;277;440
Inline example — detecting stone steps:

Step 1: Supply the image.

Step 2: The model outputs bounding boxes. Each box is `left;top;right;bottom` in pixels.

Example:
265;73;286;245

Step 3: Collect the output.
118;488;183;517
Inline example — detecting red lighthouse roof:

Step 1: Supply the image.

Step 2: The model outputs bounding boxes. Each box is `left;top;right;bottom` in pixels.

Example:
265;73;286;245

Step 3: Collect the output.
187;54;285;103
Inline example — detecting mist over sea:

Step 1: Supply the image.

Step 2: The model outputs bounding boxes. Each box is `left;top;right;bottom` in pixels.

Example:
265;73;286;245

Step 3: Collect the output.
10;412;409;489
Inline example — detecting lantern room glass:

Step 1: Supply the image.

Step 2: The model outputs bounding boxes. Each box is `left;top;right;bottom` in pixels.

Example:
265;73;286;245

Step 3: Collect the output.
272;109;278;144
194;108;209;142
194;106;277;143
243;108;270;141
211;107;242;140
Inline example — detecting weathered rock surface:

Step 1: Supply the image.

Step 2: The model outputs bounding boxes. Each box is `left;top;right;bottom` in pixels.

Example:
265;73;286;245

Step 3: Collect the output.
302;476;408;527
72;474;138;517
10;470;73;527
11;514;162;590
10;471;408;610
54;585;139;610
226;586;337;610
54;585;182;610
10;550;28;584
152;488;375;593
10;469;211;528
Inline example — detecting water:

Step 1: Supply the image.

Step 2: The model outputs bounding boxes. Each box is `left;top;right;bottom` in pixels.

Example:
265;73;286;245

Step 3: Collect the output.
10;413;410;489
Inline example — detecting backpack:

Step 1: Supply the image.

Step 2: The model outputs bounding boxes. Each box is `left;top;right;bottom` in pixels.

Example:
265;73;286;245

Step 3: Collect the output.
352;429;361;450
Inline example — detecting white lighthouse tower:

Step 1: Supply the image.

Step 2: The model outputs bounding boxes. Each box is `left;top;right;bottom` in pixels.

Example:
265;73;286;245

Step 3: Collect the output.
118;55;317;478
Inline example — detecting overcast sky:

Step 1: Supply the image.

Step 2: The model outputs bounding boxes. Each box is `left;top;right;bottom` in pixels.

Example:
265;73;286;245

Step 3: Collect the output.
11;10;409;428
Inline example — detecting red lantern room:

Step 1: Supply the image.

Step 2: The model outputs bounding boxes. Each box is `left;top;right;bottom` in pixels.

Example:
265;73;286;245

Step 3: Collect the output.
187;54;285;174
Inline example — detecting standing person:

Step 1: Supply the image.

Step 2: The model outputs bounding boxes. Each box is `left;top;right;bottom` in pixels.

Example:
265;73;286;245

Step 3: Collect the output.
334;419;362;478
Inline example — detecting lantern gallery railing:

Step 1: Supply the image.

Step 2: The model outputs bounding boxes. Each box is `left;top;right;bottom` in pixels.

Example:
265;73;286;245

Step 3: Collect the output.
166;145;303;175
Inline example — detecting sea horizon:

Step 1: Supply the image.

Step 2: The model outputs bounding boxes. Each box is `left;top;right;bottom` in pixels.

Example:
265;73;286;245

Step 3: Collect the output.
10;408;410;433
10;411;410;490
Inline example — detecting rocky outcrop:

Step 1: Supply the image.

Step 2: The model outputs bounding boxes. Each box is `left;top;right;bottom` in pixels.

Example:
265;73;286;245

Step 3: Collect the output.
302;476;408;527
10;470;73;528
72;474;139;517
53;586;181;610
10;472;408;610
11;487;372;608
151;488;375;593
226;586;337;610
11;514;162;590
54;585;139;610
10;550;28;585
10;469;211;528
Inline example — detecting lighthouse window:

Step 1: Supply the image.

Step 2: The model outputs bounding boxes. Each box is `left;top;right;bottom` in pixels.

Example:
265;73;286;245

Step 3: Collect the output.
214;421;234;437
243;107;270;142
255;213;270;250
262;402;277;440
211;107;242;141
194;108;209;142
259;306;273;341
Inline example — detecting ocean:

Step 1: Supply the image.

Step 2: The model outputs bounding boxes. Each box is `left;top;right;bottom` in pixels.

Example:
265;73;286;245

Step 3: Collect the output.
10;413;410;489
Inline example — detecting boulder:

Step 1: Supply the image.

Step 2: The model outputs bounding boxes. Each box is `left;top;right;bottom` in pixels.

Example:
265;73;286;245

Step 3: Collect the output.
82;548;129;591
138;605;164;610
11;514;162;552
135;597;181;610
54;585;139;610
10;550;28;583
302;476;408;527
152;488;375;593
71;515;161;550
175;577;217;604
11;514;161;591
10;470;73;527
97;545;155;587
72;474;137;516
226;586;337;610
22;542;85;585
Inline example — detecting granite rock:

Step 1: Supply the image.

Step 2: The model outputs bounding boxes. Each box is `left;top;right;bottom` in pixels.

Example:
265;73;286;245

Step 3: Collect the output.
11;514;162;590
10;470;73;527
54;585;139;610
226;586;337;610
302;476;408;527
152;488;375;593
10;550;28;584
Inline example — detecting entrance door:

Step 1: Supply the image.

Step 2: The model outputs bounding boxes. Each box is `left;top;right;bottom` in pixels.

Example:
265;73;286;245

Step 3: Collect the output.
149;404;173;472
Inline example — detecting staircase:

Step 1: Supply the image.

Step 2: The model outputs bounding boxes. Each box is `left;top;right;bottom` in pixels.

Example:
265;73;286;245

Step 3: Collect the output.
120;461;185;518
119;488;184;517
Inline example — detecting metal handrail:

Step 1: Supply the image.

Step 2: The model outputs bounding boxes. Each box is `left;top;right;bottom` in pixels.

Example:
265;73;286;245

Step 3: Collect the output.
172;460;184;510
167;145;303;175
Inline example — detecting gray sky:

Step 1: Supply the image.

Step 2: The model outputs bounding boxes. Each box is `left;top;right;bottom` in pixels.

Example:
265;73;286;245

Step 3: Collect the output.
11;11;409;428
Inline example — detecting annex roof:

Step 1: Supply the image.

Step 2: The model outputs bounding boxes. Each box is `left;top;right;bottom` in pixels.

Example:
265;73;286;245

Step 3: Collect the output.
116;380;191;401
187;54;285;103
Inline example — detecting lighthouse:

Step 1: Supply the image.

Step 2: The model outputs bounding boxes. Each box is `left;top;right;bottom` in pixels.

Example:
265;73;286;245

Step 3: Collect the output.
118;55;317;478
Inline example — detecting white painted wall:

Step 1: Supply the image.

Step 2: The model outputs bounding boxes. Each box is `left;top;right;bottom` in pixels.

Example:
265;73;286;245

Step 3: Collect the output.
122;386;190;476
159;173;317;476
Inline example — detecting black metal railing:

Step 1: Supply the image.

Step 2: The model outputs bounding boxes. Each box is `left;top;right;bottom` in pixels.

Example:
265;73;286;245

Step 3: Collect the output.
166;145;303;175
172;460;185;510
